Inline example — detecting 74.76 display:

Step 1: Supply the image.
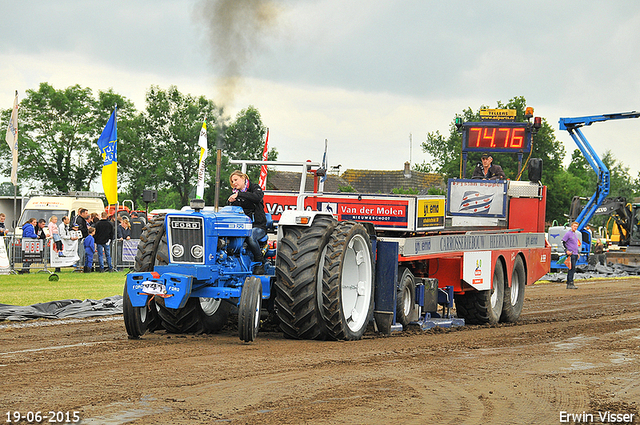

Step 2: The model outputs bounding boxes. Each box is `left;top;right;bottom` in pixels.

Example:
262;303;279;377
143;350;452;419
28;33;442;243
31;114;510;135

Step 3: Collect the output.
462;122;532;153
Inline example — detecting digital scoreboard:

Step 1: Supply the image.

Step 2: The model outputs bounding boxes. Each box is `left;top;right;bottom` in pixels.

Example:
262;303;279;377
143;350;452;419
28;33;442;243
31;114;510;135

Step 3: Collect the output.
456;108;540;178
462;122;532;154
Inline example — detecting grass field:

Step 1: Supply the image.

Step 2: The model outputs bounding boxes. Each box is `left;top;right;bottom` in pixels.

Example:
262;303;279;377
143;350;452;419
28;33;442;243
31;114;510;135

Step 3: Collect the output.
0;269;126;306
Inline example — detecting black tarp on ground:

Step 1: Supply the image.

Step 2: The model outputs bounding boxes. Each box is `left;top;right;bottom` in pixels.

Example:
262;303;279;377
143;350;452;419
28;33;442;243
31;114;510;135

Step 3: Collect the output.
0;296;123;321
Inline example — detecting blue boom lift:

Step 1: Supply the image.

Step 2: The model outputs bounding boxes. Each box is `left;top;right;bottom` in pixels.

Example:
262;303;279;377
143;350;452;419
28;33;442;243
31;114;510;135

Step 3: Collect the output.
548;111;640;269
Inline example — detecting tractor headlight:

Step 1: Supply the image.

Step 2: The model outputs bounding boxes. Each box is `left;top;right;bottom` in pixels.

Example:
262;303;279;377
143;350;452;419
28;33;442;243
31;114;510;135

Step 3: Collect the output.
191;244;204;259
171;244;184;258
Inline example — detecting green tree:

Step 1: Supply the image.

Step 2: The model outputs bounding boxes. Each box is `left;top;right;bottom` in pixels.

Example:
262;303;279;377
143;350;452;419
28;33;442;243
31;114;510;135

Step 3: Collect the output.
415;106;476;179
1;83;278;210
0;182;18;196
116;112;146;206
0;83;135;194
545;168;585;226
392;187;419;195
566;148;593;193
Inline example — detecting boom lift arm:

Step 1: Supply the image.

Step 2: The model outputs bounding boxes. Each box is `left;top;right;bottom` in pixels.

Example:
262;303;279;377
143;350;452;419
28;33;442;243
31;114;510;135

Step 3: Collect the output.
558;111;640;232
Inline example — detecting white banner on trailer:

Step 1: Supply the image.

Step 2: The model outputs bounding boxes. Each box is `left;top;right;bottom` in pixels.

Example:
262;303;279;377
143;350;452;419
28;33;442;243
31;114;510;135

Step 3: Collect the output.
447;179;507;218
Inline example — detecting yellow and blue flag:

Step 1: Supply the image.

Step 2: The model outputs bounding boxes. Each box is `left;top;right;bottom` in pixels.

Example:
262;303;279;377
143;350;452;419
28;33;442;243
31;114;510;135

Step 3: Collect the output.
97;107;118;205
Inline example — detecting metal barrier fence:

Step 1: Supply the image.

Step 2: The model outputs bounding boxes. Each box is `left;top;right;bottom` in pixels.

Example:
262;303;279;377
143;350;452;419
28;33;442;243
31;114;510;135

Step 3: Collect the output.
1;236;139;274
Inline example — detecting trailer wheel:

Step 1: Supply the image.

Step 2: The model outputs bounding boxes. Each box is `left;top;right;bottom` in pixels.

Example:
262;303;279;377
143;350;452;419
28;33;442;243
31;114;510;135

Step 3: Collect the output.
501;256;526;322
396;267;416;327
454;257;505;325
154;234;230;333
322;221;375;341
123;214;166;338
239;276;262;342
274;215;337;340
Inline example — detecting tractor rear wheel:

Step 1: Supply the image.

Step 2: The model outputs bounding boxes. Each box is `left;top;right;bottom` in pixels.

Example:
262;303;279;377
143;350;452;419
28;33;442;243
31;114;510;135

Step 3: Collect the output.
274;215;337;340
321;221;375;341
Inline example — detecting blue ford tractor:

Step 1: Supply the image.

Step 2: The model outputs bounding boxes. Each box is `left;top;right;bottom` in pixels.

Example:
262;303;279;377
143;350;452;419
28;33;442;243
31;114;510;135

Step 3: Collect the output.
124;191;376;343
123;199;276;342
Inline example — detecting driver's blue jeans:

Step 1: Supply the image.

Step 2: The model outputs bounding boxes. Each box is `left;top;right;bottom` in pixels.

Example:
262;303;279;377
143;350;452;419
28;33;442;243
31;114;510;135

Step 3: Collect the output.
246;228;266;263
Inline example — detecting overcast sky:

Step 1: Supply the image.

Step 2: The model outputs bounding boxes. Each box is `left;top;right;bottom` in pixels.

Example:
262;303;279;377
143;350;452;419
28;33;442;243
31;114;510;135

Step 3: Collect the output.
1;0;640;181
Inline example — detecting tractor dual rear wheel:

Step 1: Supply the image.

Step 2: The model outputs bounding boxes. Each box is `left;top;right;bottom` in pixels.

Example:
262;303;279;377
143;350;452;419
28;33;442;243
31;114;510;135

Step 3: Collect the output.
274;215;337;340
321;221;375;341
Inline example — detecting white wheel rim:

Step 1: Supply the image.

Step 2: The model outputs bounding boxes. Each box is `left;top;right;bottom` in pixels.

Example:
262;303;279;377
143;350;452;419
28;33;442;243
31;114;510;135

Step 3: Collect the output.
341;234;372;332
253;292;261;331
200;298;222;315
511;268;521;306
139;306;147;322
491;286;498;308
402;284;412;316
491;265;500;309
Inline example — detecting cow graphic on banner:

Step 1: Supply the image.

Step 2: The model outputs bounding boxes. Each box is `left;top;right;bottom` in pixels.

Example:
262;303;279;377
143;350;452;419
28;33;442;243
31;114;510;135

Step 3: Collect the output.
447;179;507;218
458;191;495;214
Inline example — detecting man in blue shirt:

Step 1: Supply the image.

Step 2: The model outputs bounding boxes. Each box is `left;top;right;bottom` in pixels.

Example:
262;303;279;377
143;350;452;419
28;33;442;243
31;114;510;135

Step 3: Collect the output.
562;221;581;289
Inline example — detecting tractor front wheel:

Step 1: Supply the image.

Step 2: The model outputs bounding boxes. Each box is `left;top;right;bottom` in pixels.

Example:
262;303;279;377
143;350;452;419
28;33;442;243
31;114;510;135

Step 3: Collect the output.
239;276;262;342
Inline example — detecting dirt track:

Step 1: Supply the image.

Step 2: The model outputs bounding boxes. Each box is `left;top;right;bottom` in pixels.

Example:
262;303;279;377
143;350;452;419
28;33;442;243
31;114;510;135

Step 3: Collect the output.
2;278;640;425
